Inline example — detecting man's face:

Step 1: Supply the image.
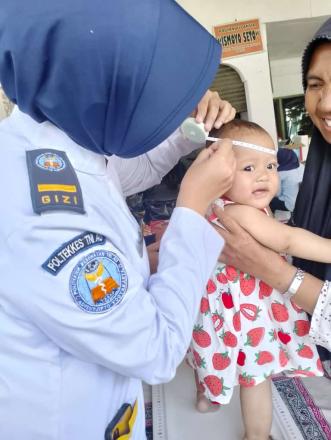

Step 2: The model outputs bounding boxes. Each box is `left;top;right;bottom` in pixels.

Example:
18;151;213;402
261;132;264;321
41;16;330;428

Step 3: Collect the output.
305;42;331;144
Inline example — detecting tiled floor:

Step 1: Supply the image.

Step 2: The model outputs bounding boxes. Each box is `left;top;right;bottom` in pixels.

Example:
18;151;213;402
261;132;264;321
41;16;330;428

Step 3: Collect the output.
151;362;331;440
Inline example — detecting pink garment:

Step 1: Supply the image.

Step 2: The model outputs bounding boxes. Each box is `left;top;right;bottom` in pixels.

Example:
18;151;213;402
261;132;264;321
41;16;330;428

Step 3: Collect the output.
187;199;323;404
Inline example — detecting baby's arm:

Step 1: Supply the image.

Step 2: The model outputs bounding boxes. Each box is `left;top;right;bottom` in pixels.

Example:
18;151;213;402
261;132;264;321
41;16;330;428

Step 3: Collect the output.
224;204;331;263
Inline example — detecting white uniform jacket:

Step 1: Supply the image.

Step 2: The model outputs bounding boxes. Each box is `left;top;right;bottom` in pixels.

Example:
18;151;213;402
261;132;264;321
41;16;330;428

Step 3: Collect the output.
0;109;223;440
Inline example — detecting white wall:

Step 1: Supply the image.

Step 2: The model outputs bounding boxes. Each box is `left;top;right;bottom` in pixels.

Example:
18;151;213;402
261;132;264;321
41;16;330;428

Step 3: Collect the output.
177;0;330;28
224;45;277;140
270;57;303;98
176;0;330;142
311;0;331;16
178;4;279;141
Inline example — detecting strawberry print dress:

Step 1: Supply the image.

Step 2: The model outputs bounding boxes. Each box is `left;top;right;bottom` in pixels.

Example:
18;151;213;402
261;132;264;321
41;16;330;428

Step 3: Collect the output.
187;201;323;405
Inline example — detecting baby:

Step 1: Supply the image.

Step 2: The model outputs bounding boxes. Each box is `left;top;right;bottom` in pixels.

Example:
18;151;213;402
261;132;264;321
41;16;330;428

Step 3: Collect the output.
188;119;329;440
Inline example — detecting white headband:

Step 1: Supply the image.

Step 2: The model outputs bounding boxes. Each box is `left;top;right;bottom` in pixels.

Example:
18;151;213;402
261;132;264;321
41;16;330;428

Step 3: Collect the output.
207;136;277;156
180;117;277;156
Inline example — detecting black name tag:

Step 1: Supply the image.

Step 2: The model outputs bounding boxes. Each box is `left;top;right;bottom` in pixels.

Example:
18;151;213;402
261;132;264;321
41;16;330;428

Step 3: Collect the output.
42;231;105;275
26;149;85;214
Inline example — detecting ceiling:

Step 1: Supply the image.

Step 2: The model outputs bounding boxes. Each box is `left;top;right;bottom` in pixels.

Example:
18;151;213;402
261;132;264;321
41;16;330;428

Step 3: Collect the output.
266;16;328;61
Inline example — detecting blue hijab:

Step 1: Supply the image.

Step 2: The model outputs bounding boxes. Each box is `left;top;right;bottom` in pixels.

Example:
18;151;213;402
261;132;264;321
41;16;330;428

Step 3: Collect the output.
0;0;221;158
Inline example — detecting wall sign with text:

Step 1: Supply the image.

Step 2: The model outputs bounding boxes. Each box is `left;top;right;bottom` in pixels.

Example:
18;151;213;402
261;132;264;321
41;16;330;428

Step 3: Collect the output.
213;18;263;59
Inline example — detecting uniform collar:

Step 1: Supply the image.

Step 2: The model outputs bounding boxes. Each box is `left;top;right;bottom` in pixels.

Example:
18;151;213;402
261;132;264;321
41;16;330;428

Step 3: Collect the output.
9;107;107;175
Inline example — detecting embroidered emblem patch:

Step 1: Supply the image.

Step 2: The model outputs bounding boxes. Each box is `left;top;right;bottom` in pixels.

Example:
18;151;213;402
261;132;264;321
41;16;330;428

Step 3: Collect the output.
42;231;106;276
35;152;66;172
69;250;128;313
26;148;85;214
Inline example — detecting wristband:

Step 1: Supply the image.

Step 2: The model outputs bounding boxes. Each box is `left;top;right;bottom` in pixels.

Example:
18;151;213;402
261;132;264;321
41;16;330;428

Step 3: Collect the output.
283;268;305;301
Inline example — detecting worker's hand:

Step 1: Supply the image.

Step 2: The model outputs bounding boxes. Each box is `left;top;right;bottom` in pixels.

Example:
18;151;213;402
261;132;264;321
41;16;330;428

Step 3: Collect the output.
177;139;236;216
192;90;236;132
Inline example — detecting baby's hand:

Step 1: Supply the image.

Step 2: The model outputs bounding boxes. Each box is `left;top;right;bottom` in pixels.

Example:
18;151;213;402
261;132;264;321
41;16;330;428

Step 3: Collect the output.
177;139;236;216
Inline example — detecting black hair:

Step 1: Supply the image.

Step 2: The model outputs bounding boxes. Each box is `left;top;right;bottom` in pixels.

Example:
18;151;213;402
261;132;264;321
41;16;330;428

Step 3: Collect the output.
207;119;269;146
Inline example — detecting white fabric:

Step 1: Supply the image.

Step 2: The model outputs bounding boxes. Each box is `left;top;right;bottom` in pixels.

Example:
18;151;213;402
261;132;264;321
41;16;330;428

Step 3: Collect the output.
277;165;304;212
309;281;331;350
110;127;198;197
207;137;277;155
0;108;224;440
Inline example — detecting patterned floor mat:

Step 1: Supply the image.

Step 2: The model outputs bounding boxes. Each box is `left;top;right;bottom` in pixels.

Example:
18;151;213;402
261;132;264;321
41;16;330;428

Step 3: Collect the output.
272;376;331;440
145;402;153;440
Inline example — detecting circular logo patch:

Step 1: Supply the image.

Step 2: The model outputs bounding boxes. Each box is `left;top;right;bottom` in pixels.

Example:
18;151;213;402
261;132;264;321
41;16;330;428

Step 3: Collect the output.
70;250;128;313
35;152;66;172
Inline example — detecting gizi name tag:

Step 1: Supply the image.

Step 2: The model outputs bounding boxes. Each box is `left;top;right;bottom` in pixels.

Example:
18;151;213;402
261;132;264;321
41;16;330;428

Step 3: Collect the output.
26;149;85;214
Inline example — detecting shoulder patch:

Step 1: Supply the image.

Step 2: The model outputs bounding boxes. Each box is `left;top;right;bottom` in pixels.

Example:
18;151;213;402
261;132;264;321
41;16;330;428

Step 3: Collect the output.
69;250;128;314
42;231;106;276
26;149;85;214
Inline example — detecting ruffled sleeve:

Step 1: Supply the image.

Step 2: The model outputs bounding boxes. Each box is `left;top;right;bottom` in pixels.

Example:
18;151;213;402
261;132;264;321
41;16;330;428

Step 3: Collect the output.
309;281;331;350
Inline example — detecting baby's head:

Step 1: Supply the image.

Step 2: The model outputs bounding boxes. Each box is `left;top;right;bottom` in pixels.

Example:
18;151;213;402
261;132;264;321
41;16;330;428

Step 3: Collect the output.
210;120;279;210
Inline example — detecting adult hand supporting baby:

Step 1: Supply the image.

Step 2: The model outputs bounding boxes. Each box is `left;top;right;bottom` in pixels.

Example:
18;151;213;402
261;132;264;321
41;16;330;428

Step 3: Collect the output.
176;140;236;217
192;90;236;132
214;207;326;316
214;207;297;293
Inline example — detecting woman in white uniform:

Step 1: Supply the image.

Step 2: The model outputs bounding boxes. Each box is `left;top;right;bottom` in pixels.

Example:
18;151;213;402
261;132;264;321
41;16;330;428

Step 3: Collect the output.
0;1;236;439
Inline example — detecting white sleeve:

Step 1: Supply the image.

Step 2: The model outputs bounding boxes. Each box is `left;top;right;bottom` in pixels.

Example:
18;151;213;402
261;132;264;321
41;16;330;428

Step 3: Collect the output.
3;208;223;385
109;129;201;196
309;281;331;350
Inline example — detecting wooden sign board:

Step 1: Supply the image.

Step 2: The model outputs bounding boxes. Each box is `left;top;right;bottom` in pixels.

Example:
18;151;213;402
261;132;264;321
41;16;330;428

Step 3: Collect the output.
213;18;263;59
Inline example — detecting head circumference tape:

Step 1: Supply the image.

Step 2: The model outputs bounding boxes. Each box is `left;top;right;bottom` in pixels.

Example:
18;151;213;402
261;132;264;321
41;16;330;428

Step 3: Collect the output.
180;117;276;156
207;136;277;156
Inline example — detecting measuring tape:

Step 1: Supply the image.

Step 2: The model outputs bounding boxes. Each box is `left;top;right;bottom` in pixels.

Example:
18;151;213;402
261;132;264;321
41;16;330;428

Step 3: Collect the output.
152;384;168;440
208;136;277;155
180;117;276;156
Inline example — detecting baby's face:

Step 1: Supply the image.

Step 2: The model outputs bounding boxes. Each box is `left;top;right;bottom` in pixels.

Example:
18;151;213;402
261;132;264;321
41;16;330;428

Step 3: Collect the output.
224;131;279;209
